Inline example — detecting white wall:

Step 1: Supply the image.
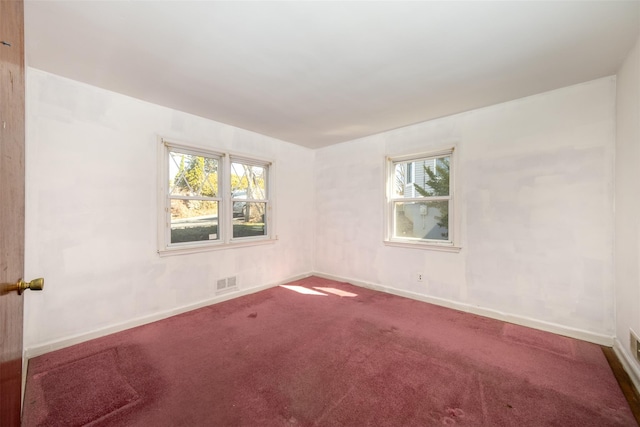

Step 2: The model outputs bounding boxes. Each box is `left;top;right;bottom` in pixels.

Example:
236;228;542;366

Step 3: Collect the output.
23;68;622;354
615;33;640;384
23;69;315;352
315;77;617;341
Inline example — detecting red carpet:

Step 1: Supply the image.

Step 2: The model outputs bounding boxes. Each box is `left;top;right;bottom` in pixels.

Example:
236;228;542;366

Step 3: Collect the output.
23;276;635;426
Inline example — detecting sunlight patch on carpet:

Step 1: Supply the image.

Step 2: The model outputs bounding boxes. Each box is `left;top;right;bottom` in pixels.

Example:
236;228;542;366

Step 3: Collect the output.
280;285;328;296
314;287;358;297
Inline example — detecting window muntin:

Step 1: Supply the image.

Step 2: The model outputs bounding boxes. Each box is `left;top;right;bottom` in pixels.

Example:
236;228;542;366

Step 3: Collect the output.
159;140;273;254
387;150;453;246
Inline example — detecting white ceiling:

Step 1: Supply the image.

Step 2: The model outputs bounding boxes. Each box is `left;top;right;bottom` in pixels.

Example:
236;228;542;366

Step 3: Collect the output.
25;1;639;149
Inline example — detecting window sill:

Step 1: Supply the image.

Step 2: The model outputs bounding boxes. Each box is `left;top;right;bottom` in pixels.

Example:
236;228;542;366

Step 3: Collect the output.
383;240;462;253
158;237;277;257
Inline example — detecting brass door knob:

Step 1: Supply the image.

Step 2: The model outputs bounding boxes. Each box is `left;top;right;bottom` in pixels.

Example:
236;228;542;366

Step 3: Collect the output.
16;278;44;295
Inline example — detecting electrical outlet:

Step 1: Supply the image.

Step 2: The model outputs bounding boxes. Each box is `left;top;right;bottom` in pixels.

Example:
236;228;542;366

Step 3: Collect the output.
631;329;640;362
415;273;423;282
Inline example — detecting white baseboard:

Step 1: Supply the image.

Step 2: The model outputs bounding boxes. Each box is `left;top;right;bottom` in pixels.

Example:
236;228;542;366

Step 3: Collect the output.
613;338;640;394
314;271;615;346
26;270;615;360
25;272;312;359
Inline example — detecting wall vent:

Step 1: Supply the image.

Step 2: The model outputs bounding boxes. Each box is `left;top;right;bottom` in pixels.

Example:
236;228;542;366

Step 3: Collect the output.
216;276;238;293
227;276;237;288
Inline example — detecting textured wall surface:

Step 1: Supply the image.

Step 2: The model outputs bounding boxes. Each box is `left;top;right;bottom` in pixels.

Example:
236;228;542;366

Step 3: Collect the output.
315;77;616;337
24;69;315;349
24;69;620;350
615;34;640;370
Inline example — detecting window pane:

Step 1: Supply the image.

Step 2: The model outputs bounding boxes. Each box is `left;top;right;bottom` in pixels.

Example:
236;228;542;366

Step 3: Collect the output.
393;156;450;198
233;202;267;238
393;162;409;197
169;151;218;197
170;199;219;244
231;162;267;199
394;201;449;241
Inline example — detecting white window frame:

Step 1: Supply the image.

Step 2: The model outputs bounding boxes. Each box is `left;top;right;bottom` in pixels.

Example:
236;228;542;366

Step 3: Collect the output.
384;147;461;252
157;137;275;256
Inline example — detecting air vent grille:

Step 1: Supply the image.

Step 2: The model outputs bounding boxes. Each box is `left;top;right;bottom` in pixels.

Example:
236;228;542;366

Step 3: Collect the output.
216;276;238;293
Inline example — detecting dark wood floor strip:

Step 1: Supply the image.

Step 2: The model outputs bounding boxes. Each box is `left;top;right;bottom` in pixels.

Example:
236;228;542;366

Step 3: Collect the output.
602;346;640;426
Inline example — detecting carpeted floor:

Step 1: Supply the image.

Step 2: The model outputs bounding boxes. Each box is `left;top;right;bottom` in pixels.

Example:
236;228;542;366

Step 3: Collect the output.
23;276;636;426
